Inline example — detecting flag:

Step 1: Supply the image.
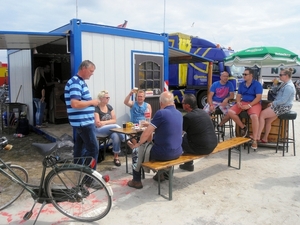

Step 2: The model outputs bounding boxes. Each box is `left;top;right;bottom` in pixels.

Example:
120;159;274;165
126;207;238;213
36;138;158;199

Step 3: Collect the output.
117;20;128;28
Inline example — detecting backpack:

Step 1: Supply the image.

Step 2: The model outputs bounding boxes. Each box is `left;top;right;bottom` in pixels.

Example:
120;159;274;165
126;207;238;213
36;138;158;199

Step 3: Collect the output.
16;117;30;135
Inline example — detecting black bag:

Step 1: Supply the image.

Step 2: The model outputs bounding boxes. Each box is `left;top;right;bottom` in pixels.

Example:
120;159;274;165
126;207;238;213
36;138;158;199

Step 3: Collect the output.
267;83;287;101
16;117;30;135
267;90;277;101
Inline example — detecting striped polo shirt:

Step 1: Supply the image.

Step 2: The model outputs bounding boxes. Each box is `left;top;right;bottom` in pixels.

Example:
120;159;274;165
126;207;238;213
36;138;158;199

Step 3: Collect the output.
64;75;95;127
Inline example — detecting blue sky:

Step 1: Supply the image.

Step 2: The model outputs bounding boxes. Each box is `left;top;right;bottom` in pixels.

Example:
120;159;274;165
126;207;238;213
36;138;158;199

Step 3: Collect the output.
0;0;299;63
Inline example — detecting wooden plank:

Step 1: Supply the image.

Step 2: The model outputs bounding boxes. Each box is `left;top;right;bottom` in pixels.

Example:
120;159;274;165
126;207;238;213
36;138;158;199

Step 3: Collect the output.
142;137;250;171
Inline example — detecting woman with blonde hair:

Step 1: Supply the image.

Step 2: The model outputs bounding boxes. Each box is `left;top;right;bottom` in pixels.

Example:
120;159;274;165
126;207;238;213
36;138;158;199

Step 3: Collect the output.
33;67;47;127
256;68;296;144
94;90;124;166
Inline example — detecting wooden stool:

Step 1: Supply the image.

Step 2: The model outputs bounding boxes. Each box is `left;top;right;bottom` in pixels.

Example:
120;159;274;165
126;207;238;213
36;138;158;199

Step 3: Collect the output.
97;136;110;161
276;111;297;156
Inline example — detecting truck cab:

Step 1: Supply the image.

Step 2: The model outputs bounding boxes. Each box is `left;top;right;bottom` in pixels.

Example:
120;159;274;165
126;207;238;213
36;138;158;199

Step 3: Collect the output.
168;33;241;108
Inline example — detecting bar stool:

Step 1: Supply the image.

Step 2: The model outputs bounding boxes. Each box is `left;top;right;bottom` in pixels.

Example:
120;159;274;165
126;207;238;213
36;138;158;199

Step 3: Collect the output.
239;111;251;153
211;108;224;142
276;111;297;156
97;136;110;162
212;108;234;140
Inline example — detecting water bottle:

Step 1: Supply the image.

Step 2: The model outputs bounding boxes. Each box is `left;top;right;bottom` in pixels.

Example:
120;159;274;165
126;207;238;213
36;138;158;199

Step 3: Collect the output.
144;108;151;122
13;133;24;138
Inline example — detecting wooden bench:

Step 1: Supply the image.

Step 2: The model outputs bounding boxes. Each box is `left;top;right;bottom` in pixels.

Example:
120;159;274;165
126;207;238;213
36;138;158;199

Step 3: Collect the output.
141;137;251;200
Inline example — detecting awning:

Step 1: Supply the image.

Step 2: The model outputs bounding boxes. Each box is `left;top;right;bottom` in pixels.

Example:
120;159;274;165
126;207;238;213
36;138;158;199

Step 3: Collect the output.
169;47;213;64
0;31;66;49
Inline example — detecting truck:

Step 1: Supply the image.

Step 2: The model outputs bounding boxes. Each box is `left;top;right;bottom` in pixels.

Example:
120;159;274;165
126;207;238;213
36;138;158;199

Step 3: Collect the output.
260;66;300;89
0;62;8;86
168;33;242;108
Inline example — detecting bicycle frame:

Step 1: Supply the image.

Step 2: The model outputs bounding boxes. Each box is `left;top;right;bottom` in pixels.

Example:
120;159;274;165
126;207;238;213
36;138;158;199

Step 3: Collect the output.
1;139;113;224
0;158;37;196
0;156;89;199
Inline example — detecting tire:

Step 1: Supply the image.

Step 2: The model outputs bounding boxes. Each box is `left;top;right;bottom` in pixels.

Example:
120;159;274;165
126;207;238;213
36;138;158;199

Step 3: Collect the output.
45;167;112;222
197;91;207;109
0;165;28;210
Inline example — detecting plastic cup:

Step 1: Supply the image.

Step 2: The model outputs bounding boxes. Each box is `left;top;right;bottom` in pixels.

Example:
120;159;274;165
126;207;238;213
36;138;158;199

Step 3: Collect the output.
133;87;138;93
126;122;133;128
139;120;145;128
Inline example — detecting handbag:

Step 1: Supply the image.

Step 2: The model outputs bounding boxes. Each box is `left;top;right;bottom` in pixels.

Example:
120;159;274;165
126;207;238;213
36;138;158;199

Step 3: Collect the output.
267;82;287;101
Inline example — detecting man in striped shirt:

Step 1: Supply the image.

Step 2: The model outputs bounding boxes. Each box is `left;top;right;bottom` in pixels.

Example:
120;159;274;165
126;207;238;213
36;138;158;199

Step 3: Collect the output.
64;60;100;169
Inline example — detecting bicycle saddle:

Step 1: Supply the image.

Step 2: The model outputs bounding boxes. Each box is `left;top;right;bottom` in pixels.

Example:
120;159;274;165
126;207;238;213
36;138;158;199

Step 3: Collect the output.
32;142;58;157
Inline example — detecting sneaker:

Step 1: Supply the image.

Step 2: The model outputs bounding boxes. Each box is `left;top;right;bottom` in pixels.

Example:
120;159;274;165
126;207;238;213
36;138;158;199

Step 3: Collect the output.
240;126;248;137
251;140;258;150
179;164;194;172
127;179;143;189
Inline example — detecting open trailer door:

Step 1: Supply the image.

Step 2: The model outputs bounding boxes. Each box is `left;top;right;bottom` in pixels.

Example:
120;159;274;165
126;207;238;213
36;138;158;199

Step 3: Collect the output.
0;31;68;126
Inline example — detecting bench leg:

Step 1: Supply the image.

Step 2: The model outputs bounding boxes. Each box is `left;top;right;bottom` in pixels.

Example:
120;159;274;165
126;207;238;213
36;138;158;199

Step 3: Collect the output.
228;145;242;170
157;170;161;195
168;167;174;201
157;167;174;201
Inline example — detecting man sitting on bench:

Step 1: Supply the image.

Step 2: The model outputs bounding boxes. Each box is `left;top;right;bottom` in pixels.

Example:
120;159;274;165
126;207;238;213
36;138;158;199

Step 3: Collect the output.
180;94;218;171
127;91;183;189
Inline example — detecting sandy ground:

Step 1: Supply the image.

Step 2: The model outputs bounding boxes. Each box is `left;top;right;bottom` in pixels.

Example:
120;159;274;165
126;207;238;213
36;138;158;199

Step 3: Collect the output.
1;101;300;225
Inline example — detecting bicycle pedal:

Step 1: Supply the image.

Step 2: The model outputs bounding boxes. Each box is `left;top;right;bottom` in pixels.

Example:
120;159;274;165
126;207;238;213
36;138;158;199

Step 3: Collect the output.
23;211;33;220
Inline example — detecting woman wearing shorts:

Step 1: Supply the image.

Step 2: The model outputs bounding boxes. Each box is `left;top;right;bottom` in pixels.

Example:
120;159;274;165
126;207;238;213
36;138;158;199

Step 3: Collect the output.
256;68;296;144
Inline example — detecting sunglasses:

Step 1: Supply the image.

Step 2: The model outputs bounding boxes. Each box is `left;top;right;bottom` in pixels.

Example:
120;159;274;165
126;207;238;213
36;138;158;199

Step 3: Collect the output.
103;97;110;99
279;74;286;76
242;73;250;76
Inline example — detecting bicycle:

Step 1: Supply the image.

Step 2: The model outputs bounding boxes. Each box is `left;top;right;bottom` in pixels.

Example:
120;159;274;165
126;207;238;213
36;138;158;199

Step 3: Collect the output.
0;137;113;224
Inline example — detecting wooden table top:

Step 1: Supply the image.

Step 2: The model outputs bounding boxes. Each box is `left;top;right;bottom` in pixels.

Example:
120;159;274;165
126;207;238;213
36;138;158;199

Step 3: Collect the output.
110;127;144;135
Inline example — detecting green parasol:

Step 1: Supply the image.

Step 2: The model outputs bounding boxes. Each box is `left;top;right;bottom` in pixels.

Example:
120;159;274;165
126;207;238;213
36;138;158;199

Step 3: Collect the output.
224;46;300;68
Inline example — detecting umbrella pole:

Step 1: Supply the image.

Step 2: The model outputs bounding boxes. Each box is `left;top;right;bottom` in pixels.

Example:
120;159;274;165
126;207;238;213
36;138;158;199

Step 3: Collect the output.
207;62;213;96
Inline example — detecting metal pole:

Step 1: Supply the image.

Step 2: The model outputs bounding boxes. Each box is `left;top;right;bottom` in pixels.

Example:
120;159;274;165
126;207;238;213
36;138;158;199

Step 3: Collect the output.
163;0;166;33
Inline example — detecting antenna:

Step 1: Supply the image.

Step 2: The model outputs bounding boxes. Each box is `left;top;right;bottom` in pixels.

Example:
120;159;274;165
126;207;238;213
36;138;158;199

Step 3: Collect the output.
76;0;78;18
163;0;166;33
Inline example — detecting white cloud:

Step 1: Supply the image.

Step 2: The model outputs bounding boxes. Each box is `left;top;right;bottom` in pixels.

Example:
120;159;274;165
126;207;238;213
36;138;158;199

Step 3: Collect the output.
1;0;300;63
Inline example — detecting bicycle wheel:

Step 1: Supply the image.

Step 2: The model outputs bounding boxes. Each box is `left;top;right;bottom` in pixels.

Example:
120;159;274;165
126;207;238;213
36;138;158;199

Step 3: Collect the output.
45;167;113;222
0;165;28;210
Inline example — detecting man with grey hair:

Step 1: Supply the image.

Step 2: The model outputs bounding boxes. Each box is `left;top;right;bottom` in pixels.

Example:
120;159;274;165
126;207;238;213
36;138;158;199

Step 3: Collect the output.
180;94;218;171
127;91;183;189
65;60;100;169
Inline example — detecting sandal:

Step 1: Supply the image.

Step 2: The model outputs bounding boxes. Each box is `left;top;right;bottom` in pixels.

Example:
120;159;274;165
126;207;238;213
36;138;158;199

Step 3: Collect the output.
259;139;268;143
114;158;121;167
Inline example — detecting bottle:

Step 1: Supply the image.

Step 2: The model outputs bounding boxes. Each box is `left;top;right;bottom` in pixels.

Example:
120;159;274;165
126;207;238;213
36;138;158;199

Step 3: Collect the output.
13;133;24;138
144;108;151;122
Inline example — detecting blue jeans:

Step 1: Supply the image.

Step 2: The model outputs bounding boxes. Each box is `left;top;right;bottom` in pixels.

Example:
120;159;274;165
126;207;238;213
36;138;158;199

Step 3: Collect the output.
33;98;46;126
74;124;99;169
95;124;124;154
